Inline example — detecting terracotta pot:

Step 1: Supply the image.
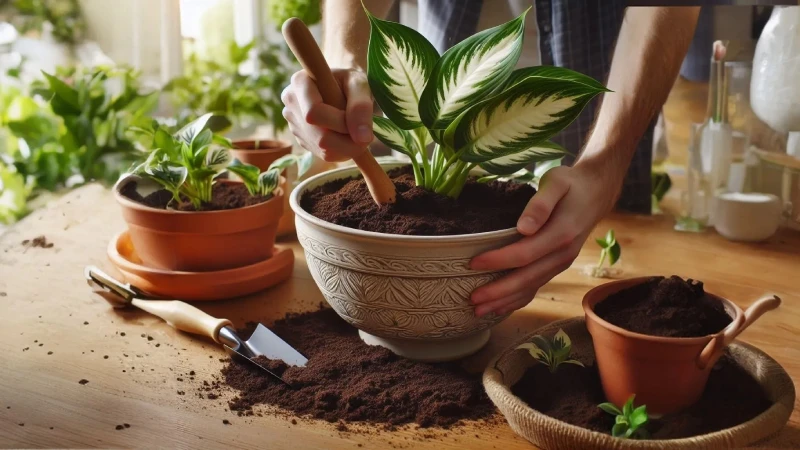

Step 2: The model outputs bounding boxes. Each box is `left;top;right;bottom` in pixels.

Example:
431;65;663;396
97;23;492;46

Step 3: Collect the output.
230;139;296;237
291;163;519;362
114;176;284;272
583;277;781;415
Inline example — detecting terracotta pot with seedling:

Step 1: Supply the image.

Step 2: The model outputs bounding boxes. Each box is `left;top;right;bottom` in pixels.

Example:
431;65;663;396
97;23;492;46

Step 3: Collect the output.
115;113;313;273
283;10;608;361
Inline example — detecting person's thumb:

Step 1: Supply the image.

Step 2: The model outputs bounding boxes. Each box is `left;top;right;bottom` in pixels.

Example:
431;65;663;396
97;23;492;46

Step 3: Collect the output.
517;169;570;235
342;71;374;145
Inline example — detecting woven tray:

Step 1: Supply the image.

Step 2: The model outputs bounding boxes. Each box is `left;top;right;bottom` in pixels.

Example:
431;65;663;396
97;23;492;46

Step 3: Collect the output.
483;317;795;450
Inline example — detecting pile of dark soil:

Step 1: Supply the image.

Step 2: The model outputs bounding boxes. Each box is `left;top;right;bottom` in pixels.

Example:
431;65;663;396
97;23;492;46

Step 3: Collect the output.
219;308;495;428
512;353;771;439
300;165;536;235
120;181;268;211
21;235;54;248
594;276;732;337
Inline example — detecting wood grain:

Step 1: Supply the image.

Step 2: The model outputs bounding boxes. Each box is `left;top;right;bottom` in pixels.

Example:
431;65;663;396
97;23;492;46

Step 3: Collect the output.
0;184;798;449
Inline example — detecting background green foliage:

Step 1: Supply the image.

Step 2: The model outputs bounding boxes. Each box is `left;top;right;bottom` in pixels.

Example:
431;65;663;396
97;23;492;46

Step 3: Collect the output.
0;0;86;45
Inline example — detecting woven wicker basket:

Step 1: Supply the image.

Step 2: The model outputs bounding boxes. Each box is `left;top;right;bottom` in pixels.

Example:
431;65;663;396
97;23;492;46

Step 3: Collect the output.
483;317;795;450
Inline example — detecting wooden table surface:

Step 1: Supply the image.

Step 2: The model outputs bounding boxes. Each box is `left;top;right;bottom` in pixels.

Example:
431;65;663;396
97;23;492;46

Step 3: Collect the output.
1;183;798;449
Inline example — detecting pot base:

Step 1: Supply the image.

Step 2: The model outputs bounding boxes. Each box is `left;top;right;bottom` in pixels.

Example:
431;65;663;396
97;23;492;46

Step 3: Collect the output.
358;329;490;362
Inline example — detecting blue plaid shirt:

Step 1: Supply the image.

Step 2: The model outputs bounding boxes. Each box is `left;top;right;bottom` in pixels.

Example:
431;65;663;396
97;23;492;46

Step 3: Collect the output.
417;0;653;214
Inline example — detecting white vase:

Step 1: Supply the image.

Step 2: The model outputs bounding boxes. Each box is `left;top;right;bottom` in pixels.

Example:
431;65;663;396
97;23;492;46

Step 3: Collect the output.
751;6;800;135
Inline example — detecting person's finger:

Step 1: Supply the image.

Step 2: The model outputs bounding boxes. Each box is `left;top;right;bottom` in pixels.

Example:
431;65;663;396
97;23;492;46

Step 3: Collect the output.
471;249;572;304
342;71;374;145
316;130;364;162
496;297;536;316
474;291;532;317
293;72;349;134
516;168;570;235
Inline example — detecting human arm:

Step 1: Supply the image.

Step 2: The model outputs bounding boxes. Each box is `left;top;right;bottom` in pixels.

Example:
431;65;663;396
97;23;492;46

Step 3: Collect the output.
469;7;700;317
281;0;391;161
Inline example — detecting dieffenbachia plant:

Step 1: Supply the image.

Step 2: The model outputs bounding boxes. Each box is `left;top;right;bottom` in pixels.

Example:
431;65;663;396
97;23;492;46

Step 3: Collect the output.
365;5;608;197
130;113;311;208
598;395;650;439
516;329;584;374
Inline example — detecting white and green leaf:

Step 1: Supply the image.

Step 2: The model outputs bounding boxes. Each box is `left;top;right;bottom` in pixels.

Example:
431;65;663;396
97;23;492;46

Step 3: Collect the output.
175;112;213;145
516;342;547;361
446;76;605;162
226;158;260;186
268;154;298;173
373;115;417;158
257;168;281;197
205;147;231;171
479;141;568;175
553;329;572;351
419;11;526;135
297;151;314;180
503;66;610;92
366;11;439;129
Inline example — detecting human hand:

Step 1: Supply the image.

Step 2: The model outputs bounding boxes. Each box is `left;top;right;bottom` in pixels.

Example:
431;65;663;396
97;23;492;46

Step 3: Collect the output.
468;162;619;317
281;69;374;162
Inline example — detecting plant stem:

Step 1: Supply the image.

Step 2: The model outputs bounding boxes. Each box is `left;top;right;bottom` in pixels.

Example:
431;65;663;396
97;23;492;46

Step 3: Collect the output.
445;163;475;198
597;249;607;270
413;128;431;188
436;160;467;195
432;149;463;189
410;158;424;187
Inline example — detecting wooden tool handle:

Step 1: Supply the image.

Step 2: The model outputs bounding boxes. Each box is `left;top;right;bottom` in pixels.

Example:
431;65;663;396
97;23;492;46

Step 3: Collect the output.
131;299;232;344
282;17;396;205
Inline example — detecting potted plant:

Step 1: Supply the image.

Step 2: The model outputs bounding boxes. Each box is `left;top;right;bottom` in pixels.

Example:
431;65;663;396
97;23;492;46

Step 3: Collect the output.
115;113;312;272
289;9;607;361
582;275;781;415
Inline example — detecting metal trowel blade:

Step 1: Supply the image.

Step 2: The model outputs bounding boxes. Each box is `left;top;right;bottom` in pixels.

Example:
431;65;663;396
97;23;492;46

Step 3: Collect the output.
245;324;308;367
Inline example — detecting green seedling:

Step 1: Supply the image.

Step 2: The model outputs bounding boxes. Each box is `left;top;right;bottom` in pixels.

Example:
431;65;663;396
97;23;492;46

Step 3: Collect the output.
595;229;621;271
598;395;650;439
651;171;672;214
227;152;313;198
516;329;583;373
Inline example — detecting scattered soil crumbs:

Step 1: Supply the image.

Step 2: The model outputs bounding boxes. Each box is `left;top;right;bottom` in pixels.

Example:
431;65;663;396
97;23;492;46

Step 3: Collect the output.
222;419;231;425
300;165;536;235
594;276;732;337
115;425;124;430
78;379;89;385
218;308;494;428
21;235;54;248
512;353;771;439
121;181;269;211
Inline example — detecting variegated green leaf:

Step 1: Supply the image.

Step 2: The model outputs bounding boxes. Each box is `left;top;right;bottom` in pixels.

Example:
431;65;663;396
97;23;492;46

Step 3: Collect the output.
206;147;231;171
373;116;416;157
145;162;187;191
226;158;260;185
176;112;213;145
419;11;526;134
192;129;213;152
268;154;298;173
553;329;571;350
446;77;605;162
258;168;281;196
479;141;568;175
366;12;439;129
516;343;547;361
297;151;314;179
504;66;610;92
562;359;585;368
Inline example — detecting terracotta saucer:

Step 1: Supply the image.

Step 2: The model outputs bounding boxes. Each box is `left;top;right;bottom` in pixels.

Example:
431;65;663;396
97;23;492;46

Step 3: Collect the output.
107;230;294;301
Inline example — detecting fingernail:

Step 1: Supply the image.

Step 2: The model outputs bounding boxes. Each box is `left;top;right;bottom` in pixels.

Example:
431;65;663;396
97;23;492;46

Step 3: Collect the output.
355;125;373;143
517;216;538;234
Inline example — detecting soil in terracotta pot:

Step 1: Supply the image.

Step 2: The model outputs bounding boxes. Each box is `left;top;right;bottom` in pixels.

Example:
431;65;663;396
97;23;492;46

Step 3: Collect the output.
217;308;495;428
511;353;771;439
593;275;732;337
121;181;270;211
300;165;536;235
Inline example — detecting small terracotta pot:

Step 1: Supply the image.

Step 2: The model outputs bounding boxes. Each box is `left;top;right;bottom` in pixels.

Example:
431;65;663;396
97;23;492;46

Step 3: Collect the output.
114;176;284;272
230;139;295;236
583;277;779;415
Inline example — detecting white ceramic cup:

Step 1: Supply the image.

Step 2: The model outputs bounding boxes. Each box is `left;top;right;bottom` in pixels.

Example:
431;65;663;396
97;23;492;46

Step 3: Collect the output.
713;192;783;242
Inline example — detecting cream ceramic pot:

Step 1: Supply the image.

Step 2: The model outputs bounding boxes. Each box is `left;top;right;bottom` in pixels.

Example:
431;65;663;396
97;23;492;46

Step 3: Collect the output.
291;163;520;362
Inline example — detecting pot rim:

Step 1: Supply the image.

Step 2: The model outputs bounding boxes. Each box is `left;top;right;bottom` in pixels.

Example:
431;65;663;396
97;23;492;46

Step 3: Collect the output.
230;139;292;152
582;276;745;345
113;174;285;216
289;162;521;243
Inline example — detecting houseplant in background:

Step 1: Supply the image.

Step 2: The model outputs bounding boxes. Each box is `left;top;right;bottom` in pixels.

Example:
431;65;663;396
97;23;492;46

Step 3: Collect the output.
290;8;607;361
117;113;311;273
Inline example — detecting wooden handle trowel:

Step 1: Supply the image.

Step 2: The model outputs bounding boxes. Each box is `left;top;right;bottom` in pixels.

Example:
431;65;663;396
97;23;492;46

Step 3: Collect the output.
282;17;397;205
84;266;306;386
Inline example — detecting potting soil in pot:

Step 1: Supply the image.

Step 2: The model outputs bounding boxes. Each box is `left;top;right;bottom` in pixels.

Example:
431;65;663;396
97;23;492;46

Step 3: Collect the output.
218;308;495;428
300;165;536;235
511;353;771;439
121;181;269;211
593;275;732;337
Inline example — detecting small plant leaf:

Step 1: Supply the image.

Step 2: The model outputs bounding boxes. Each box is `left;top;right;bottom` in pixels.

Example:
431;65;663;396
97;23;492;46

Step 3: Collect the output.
192;128;213;152
553;329;571;350
42;71;80;112
530;335;553;354
365;10;440;129
257;168;281;196
611;423;627;438
598;403;622;416
206;147;232;171
561;359;585;368
608;241;621;266
595;238;609;249
373;116;416;158
477;174;500;183
297;151;314;180
227;159;260;185
153;128;175;155
630;405;648;428
479;141;569;175
175;112;213;145
268;154;298;173
212;134;233;148
604;229;616;247
623;395;634;417
516;342;547;361
419;11;526;134
503;65;611;92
